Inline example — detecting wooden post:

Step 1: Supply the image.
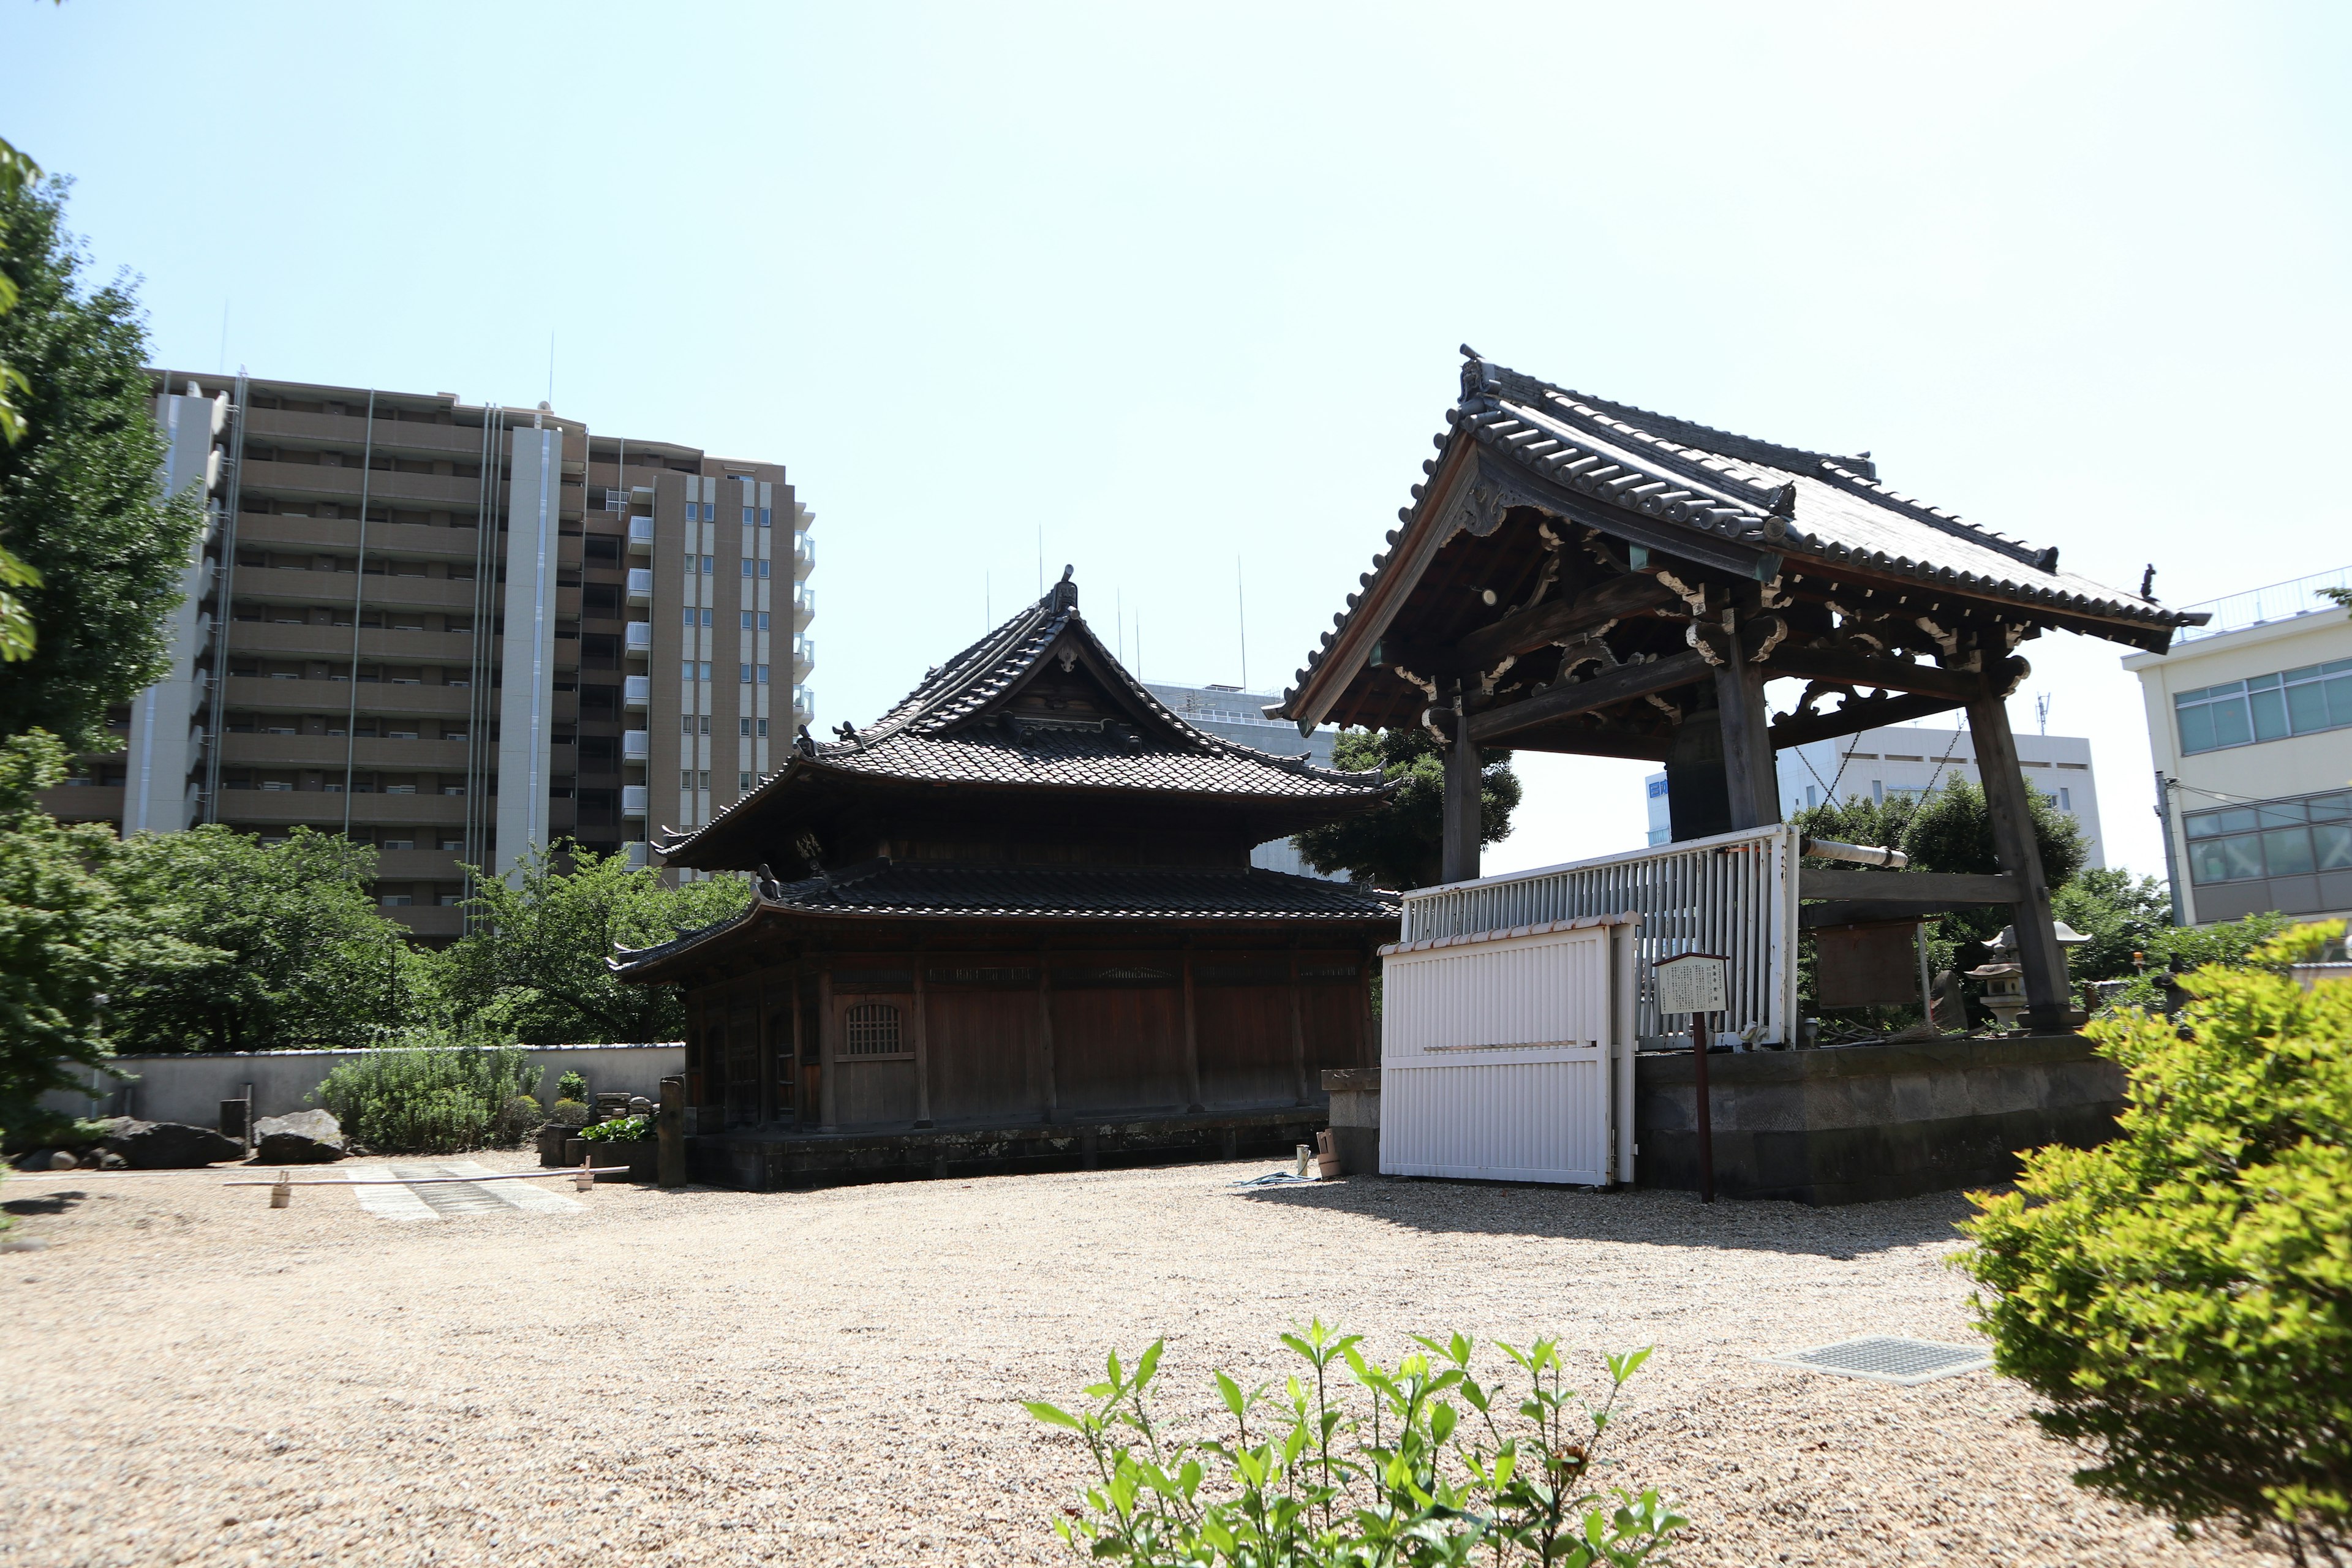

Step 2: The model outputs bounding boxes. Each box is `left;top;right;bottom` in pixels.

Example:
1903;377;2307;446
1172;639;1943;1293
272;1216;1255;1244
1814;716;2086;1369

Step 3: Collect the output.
1360;948;1378;1068
1713;620;1781;831
1035;943;1059;1125
816;965;837;1131
1967;681;2070;1032
1180;943;1205;1113
911;954;933;1129
1441;686;1482;883
788;965;804;1130
657;1072;686;1188
1286;944;1309;1106
756;974;778;1128
1692;1013;1715;1204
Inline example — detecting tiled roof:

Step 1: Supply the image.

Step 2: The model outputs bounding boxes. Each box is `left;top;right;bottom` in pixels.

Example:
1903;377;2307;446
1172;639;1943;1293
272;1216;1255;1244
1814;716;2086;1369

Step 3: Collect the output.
610;861;1400;976
1276;350;2204;718
656;575;1389;862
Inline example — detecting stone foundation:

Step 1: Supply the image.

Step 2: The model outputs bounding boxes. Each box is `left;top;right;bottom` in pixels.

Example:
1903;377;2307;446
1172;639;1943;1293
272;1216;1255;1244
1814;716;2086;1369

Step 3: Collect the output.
1634;1033;2122;1205
687;1107;1329;1191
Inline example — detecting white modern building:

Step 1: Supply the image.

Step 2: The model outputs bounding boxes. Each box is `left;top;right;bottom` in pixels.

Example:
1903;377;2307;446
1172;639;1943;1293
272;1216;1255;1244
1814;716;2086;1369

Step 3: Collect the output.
2124;566;2352;927
1642;720;2106;868
1144;680;1344;880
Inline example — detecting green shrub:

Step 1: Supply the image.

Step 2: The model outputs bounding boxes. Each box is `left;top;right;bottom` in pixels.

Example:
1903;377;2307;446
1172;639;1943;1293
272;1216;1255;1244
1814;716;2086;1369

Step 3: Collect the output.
549;1098;589;1127
311;1044;538;1155
1961;921;2351;1562
579;1113;652;1144
493;1094;543;1146
557;1069;587;1102
1030;1322;1684;1566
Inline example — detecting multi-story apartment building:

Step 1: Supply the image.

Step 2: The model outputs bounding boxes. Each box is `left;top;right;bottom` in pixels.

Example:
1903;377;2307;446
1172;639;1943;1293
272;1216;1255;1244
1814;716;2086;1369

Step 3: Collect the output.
1642;720;2108;869
2124;565;2352;927
1140;680;1343;880
40;372;816;940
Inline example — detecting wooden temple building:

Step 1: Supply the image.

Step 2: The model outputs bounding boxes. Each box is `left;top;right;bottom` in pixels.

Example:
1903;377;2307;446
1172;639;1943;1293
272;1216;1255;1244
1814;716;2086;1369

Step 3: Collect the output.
612;571;1398;1187
1268;350;2207;1034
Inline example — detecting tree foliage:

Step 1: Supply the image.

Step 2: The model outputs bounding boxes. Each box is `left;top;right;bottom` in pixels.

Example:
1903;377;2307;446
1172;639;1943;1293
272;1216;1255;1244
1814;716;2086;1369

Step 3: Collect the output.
1793;774;2087;946
105;826;420;1052
1294;728;1521;891
1961;922;2352;1562
2054;867;2175;986
432;844;750;1044
311;1041;540;1155
0;175;203;748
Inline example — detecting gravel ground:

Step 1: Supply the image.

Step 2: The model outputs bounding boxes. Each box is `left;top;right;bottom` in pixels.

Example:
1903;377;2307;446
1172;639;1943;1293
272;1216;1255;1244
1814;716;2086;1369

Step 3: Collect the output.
0;1155;2270;1567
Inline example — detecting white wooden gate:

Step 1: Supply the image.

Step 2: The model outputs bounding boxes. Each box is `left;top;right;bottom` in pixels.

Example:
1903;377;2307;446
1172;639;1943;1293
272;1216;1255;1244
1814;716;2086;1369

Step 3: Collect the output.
1378;914;1638;1186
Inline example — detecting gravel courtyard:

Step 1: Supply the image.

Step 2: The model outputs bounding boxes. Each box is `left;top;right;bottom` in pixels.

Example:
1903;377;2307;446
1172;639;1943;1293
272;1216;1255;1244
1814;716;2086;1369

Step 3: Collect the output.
0;1155;2267;1568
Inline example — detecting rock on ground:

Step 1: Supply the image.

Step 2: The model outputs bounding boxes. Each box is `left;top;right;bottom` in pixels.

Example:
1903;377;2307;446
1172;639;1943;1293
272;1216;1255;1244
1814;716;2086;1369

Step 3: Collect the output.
253;1110;345;1164
94;1118;243;1169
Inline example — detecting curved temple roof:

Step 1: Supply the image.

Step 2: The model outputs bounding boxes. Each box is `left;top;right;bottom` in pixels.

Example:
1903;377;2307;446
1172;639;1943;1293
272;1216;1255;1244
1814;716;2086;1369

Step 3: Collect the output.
657;571;1392;870
1273;350;2206;728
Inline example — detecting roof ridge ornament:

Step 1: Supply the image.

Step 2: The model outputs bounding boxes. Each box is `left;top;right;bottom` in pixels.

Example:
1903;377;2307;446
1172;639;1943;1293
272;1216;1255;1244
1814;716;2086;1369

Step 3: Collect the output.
1051;564;1078;612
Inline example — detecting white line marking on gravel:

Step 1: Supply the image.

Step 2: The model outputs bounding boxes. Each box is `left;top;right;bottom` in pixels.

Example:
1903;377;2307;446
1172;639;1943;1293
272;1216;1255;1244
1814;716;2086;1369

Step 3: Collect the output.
344;1165;438;1222
342;1161;583;1221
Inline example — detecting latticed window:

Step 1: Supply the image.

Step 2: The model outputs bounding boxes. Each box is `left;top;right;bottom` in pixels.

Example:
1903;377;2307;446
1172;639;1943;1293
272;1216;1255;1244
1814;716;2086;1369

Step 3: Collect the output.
844;1003;902;1056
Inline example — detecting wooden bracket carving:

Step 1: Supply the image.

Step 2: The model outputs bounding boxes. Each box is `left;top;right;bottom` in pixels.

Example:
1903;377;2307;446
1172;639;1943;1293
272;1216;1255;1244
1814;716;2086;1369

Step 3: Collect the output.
1656;569;1710;616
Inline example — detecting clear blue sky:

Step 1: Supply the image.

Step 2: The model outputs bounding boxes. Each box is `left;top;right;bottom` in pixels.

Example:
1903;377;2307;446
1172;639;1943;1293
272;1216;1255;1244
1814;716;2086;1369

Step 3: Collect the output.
6;2;2346;876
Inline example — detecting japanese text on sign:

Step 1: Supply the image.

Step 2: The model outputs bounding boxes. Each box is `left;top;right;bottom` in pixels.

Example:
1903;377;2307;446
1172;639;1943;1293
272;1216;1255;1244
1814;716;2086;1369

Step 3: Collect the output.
1654;954;1728;1016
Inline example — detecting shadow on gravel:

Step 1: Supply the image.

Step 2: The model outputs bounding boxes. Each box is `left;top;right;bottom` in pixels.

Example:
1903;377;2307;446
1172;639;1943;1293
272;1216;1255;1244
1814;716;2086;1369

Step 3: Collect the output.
1235;1175;1975;1259
4;1190;88;1217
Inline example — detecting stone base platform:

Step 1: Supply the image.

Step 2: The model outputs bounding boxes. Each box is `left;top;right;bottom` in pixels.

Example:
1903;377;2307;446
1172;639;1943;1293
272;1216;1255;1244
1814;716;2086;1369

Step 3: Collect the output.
1635;1033;2122;1206
685;1107;1329;1192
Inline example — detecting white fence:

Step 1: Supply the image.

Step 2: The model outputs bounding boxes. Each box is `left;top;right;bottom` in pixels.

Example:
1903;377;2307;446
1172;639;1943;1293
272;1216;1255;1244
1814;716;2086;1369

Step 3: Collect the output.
1400;824;1801;1049
1379;916;1637;1185
39;1042;684;1128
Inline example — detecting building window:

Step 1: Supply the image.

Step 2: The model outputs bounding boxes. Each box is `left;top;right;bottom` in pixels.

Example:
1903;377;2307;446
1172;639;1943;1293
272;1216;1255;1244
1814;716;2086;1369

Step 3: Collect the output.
2186;792;2352;885
699;607;712;628
844;1002;902;1057
757;664;771;684
758;559;771;579
2176;659;2352;755
681;769;695;790
682;659;697;680
681;714;695;735
698;770;710;791
755;718;768;737
758;508;772;527
757;611;770;631
742;506;756;526
740;611;753;630
699;662;712;682
380;893;412;907
742;559;754;578
701;555;714;575
738;771;752;791
2059;787;2071;812
740;663;753;684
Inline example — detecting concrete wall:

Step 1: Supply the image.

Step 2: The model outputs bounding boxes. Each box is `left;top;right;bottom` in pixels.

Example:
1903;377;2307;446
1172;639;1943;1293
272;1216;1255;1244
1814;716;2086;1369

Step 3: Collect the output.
1634;1034;2122;1205
39;1043;683;1129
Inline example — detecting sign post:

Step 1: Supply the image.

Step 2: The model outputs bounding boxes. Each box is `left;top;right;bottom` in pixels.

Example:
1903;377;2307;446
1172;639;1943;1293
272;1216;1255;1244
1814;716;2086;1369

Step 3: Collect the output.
1654;952;1729;1204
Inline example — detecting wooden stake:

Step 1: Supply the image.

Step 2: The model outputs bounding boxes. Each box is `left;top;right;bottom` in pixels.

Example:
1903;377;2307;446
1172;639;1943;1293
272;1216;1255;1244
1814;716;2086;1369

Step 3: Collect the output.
1692;1016;1716;1204
270;1169;292;1208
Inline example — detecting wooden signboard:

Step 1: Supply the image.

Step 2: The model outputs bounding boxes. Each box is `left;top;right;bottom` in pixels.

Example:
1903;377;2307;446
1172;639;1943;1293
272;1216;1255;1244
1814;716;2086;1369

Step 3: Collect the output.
1653;952;1728;1016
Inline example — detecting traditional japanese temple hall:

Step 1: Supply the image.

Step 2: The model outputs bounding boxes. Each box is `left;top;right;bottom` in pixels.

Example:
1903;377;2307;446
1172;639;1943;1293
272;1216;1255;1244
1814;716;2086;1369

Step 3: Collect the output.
614;572;1398;1189
1262;349;2206;1202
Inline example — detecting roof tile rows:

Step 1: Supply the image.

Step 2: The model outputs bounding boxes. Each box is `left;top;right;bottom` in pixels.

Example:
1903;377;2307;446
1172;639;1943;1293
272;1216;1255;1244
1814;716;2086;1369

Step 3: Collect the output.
1278;350;2202;715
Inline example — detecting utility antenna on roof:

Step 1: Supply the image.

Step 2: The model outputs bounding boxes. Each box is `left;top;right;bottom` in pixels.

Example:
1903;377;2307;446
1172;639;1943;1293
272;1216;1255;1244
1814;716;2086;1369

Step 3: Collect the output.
2035;693;2051;735
1237;555;1248;692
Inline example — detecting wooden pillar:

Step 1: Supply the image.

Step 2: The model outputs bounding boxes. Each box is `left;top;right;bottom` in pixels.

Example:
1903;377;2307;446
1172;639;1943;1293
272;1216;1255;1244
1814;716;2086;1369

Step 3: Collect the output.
1714;621;1781;831
911;954;933;1129
756;973;778;1128
1441;685;1482;884
788;965;804;1131
1035;943;1059;1125
1286;943;1309;1106
1180;943;1205;1112
1360;947;1379;1068
816;966;837;1131
1967;680;2071;1032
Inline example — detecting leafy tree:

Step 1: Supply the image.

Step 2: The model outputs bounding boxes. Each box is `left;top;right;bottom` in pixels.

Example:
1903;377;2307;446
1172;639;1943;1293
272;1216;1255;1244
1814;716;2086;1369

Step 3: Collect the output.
0;731;205;1132
0;175;203;748
104;826;420;1053
0;134;45;661
1294;728;1521;890
1961;922;2351;1563
2052;867;2174;985
431;844;750;1043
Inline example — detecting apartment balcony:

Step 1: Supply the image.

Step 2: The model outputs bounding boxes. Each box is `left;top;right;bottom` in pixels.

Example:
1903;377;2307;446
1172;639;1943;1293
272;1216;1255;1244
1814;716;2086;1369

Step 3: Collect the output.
625;567;653;605
377;847;466;880
230;566;478;613
625;842;649;870
622;675;649;710
624;621;652;655
382;904;466;940
218;791;469;827
226;624;477;665
793;587;815;632
244;407;481;461
793;636;815;675
226;675;473;717
233;514;483;562
628;516;655;556
241;459;483;513
792;532;814;581
622;729;649;761
620;784;649;817
791;685;815;725
222;734;473;771
41;783;123;824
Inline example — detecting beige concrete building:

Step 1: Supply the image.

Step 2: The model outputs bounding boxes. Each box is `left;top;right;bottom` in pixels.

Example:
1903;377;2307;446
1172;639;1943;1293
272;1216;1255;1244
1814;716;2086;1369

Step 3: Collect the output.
2124;567;2352;926
42;372;816;940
